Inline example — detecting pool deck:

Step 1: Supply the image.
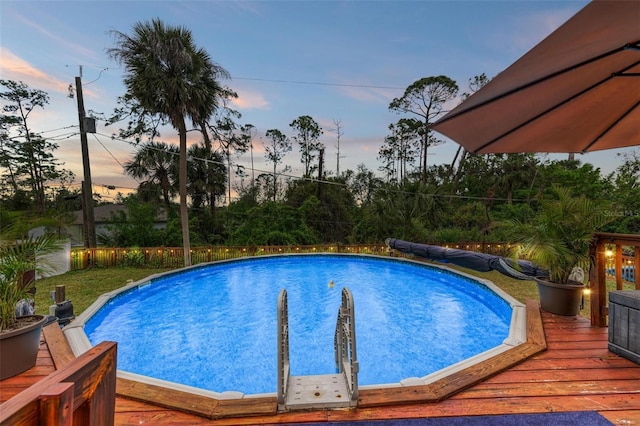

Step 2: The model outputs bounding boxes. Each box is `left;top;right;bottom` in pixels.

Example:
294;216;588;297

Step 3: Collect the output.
2;301;640;425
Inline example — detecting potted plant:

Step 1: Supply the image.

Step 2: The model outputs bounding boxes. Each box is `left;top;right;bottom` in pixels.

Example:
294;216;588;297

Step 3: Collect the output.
0;231;62;379
504;186;613;316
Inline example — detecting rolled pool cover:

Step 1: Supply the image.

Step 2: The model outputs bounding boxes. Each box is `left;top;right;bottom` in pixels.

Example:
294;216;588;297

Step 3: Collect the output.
386;238;548;281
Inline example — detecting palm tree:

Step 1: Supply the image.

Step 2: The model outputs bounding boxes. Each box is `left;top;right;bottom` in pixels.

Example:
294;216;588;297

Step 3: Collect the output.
186;143;226;212
108;19;231;266
124;141;179;210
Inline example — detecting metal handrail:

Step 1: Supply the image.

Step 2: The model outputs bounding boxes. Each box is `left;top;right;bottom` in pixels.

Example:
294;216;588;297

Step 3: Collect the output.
334;287;359;403
277;289;289;409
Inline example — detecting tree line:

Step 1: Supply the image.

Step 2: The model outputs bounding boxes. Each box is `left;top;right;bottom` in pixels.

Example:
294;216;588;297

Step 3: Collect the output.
2;20;638;259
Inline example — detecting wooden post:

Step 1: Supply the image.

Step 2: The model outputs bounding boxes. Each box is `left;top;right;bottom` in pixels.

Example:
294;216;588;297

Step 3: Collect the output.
616;244;623;290
589;236;608;327
635;245;640;290
0;342;117;426
55;285;66;304
39;382;75;426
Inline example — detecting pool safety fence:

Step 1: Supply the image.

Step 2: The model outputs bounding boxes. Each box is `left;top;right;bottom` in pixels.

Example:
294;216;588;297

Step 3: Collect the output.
69;243;514;270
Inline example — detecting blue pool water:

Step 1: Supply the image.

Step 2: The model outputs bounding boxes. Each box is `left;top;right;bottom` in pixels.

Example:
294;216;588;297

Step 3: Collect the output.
84;255;513;395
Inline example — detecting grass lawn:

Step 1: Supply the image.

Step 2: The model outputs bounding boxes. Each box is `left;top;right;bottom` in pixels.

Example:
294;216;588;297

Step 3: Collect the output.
33;259;632;322
34;267;173;316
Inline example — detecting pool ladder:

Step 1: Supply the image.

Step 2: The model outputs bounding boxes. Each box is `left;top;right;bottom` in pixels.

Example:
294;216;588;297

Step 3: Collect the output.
277;287;359;411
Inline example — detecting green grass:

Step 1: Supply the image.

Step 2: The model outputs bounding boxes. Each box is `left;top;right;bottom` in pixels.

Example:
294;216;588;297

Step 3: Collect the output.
34;268;173;316
447;265;540;304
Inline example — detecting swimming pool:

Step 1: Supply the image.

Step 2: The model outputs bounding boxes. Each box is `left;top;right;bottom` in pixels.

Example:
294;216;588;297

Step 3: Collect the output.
66;254;526;398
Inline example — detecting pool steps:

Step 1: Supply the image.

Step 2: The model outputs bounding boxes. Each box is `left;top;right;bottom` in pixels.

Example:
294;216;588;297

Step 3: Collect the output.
278;287;359;411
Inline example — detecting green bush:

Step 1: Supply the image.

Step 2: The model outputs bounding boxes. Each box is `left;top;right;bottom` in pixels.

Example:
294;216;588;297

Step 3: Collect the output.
123;247;145;267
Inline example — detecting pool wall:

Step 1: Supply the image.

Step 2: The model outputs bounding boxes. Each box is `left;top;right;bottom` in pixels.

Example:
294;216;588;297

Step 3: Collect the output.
63;253;526;401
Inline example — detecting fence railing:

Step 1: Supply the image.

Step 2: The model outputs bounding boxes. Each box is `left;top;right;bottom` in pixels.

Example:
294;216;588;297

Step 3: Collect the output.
590;232;640;327
69;242;513;270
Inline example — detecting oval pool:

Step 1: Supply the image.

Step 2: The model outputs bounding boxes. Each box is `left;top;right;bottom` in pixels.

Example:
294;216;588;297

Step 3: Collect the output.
74;254;524;396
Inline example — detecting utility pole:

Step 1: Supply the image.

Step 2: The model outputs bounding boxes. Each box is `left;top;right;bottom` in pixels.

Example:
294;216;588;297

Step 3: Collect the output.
76;73;97;248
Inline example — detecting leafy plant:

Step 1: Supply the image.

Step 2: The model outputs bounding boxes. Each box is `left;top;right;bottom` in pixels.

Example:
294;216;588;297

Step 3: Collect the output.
0;233;62;331
503;186;613;284
123;247;145;267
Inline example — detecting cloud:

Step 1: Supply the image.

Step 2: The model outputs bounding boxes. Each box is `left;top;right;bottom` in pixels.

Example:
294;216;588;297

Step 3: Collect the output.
231;88;270;110
0;48;70;95
338;84;398;104
13;11;98;61
491;7;579;55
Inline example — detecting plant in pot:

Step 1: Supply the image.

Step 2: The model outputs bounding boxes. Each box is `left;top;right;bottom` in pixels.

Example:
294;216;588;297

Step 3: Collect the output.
503;186;613;316
0;231;62;380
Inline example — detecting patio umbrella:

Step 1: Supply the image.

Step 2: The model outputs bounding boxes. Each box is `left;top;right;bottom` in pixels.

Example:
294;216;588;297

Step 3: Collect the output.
431;0;640;154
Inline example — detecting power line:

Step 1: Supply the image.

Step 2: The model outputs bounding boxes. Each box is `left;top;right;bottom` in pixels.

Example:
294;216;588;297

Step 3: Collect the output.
232;76;405;90
48;131;79;141
2;62;407;90
91;133;125;168
39;125;78;134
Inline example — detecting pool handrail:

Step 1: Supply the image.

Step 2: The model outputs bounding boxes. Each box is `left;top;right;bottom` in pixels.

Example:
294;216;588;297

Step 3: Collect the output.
277;289;290;410
334;287;359;404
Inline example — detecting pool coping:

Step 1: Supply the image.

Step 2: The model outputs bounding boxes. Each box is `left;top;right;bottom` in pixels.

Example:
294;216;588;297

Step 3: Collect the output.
62;254;546;420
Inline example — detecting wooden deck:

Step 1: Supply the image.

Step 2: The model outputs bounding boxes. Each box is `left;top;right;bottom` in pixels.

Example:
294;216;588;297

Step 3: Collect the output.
2;305;640;425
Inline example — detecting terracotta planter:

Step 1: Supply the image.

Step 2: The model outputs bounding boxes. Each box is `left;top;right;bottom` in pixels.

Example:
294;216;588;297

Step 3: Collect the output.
0;315;46;380
535;278;585;316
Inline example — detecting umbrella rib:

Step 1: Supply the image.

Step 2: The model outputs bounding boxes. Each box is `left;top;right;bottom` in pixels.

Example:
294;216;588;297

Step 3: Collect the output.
473;67;637;153
434;43;635;127
580;100;640;153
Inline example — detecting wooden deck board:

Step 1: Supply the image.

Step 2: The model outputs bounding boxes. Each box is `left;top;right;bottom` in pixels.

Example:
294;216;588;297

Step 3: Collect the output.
3;303;640;425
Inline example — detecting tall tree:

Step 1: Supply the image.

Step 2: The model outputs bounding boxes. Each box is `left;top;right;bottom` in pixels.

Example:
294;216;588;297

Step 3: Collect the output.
186;142;226;211
330;119;345;177
451;73;490;184
610;151;640;233
378;118;421;183
389;76;458;183
290;115;324;177
123;141;178;209
109;19;231;266
263;129;292;202
0;80;73;213
206;115;249;204
238;123;257;200
346;163;382;207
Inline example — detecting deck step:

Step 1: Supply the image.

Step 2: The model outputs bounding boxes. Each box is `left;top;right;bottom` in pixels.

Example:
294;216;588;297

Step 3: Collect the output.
285;374;352;409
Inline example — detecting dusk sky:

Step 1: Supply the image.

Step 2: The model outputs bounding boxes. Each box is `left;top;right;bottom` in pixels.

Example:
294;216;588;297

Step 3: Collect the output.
2;0;630;203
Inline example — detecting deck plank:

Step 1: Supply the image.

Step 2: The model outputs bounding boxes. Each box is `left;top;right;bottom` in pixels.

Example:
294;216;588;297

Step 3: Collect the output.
42;323;75;369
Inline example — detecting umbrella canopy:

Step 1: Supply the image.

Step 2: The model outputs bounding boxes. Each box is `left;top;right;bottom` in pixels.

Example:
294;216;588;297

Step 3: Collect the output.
431;0;640;154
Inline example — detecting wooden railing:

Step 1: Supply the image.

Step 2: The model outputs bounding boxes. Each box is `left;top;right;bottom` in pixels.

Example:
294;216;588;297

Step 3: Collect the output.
69;242;512;270
0;341;117;425
589;232;640;327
